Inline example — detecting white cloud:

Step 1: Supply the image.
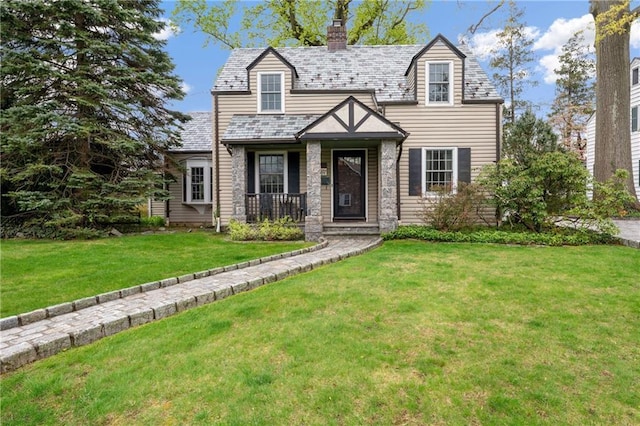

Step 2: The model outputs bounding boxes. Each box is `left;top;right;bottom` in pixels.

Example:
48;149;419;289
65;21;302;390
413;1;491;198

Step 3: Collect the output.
532;14;595;84
467;29;501;61
632;20;640;49
533;14;595;51
153;18;179;41
468;26;541;61
181;82;193;95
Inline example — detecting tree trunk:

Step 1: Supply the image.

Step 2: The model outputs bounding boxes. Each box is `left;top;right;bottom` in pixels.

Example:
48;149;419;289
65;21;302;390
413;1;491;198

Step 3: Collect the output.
591;0;638;201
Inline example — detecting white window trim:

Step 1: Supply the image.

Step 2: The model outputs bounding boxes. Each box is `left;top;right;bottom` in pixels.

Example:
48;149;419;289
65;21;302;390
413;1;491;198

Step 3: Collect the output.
255;151;288;193
421;147;458;195
257;71;285;114
425;61;454;106
184;159;212;204
632;106;638;133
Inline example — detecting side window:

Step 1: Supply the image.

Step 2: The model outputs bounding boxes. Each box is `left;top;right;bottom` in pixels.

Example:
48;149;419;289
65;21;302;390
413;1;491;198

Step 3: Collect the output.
633;67;639;86
632;106;638;133
258;72;284;113
183;159;212;203
426;62;453;106
257;153;286;193
408;147;470;196
423;148;457;193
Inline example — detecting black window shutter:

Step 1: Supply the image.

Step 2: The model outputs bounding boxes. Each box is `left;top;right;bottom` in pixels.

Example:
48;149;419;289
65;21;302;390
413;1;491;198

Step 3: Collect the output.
182;172;187;202
458;148;471;184
247;152;255;193
408;148;422;196
288;152;300;193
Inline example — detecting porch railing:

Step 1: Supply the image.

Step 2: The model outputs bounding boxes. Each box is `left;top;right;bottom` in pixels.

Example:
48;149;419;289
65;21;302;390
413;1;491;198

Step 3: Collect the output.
245;193;307;223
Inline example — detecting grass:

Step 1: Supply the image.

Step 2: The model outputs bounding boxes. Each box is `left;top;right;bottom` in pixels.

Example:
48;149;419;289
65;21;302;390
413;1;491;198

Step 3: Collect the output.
0;231;309;317
1;241;639;425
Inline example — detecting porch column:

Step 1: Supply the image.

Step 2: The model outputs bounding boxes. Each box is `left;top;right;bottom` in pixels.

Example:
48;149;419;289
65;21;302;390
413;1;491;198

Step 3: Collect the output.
231;145;247;222
305;141;323;241
379;140;398;233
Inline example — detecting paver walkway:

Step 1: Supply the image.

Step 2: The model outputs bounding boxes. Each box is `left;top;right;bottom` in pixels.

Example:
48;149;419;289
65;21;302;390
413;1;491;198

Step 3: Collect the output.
612;219;640;248
0;236;382;373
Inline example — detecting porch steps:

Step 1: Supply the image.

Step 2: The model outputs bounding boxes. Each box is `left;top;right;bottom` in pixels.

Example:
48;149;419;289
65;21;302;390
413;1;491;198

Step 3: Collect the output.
323;223;380;236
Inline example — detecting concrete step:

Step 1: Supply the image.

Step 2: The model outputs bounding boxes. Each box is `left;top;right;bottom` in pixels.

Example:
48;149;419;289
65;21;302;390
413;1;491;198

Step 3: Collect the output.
323;223;380;236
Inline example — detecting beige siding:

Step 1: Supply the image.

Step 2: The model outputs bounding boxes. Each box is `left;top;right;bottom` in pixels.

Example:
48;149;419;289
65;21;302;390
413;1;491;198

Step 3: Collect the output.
167;153;214;225
386;102;499;224
215;42;499;228
367;148;379;222
417;41;464;107
148;199;165;218
216;91;378;227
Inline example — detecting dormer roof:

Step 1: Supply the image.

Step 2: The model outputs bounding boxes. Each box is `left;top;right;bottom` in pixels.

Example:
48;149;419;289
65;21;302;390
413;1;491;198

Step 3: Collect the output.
213;35;502;103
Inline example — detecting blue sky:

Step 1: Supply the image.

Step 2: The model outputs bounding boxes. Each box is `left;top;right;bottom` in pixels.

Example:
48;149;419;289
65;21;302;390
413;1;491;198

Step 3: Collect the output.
157;0;640;115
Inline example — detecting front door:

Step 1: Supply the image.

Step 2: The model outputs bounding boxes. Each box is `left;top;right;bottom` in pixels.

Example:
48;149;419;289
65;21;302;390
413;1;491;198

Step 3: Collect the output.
333;150;366;219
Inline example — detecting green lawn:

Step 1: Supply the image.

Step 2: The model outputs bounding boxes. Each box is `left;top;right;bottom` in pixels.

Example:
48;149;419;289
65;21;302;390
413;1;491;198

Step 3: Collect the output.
0;231;309;317
1;241;639;425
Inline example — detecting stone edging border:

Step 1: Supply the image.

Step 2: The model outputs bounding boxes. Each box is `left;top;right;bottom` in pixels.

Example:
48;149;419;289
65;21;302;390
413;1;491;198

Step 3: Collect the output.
0;239;330;332
616;236;640;249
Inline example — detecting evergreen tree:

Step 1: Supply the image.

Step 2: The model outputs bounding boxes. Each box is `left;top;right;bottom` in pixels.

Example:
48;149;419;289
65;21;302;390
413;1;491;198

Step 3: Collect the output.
502;111;561;168
489;0;537;125
548;31;595;161
172;0;429;48
0;0;189;236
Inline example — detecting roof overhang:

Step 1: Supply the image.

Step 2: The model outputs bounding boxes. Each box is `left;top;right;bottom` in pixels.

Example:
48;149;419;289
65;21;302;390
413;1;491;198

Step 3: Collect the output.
296;96;408;143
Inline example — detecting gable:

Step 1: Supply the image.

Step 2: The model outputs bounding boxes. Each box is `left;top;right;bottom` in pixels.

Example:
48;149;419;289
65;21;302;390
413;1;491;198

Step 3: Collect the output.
297;96;407;141
246;48;297;92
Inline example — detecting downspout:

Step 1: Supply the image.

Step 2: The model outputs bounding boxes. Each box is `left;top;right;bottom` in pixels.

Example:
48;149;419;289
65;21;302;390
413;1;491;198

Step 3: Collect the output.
495;102;502;227
214;93;221;232
396;143;403;222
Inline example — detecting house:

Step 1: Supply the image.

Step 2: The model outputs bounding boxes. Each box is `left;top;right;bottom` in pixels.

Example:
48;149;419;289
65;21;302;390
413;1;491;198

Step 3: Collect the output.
152;111;214;226
167;22;503;240
586;57;640;197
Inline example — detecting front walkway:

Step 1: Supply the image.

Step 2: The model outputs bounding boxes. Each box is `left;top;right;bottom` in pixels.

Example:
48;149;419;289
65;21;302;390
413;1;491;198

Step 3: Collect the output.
0;237;382;373
612;219;640;248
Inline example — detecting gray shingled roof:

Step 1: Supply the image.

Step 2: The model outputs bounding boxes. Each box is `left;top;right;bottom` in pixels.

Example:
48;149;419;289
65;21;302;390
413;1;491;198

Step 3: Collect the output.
222;114;321;142
174;112;212;151
214;40;501;102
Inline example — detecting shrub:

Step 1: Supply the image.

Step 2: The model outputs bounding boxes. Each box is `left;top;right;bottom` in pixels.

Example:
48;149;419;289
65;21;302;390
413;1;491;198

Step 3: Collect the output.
228;217;304;241
140;216;166;227
419;182;490;231
479;151;591;232
383;225;615;246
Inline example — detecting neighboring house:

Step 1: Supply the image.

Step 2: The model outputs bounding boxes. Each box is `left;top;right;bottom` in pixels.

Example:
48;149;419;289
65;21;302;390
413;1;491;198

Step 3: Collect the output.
586;57;640;198
152;111;213;225
171;21;503;240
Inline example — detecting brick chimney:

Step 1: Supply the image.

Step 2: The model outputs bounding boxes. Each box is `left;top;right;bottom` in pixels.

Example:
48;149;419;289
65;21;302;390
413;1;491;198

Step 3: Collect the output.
327;19;347;52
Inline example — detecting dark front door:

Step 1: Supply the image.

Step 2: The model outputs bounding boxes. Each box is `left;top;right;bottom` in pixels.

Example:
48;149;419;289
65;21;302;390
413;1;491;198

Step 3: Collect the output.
333;150;366;219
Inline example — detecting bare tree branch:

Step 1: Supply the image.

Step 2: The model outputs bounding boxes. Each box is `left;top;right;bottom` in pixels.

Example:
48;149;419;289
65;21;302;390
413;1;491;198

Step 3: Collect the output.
467;0;505;35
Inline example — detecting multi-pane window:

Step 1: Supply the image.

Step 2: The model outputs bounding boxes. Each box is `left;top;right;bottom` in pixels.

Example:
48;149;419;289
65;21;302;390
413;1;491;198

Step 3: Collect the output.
633;67;639;86
633;106;638;132
259;154;285;193
183;159;212;203
423;148;456;192
259;73;283;113
190;167;205;201
427;62;452;104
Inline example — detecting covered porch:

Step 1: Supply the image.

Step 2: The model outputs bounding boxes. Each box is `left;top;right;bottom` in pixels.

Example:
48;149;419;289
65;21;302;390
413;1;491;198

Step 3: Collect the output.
223;96;407;241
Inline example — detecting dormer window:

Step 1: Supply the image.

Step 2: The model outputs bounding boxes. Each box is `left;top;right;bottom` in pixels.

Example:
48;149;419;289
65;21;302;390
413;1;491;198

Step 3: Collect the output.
258;72;285;113
426;62;454;106
633;67;639;86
